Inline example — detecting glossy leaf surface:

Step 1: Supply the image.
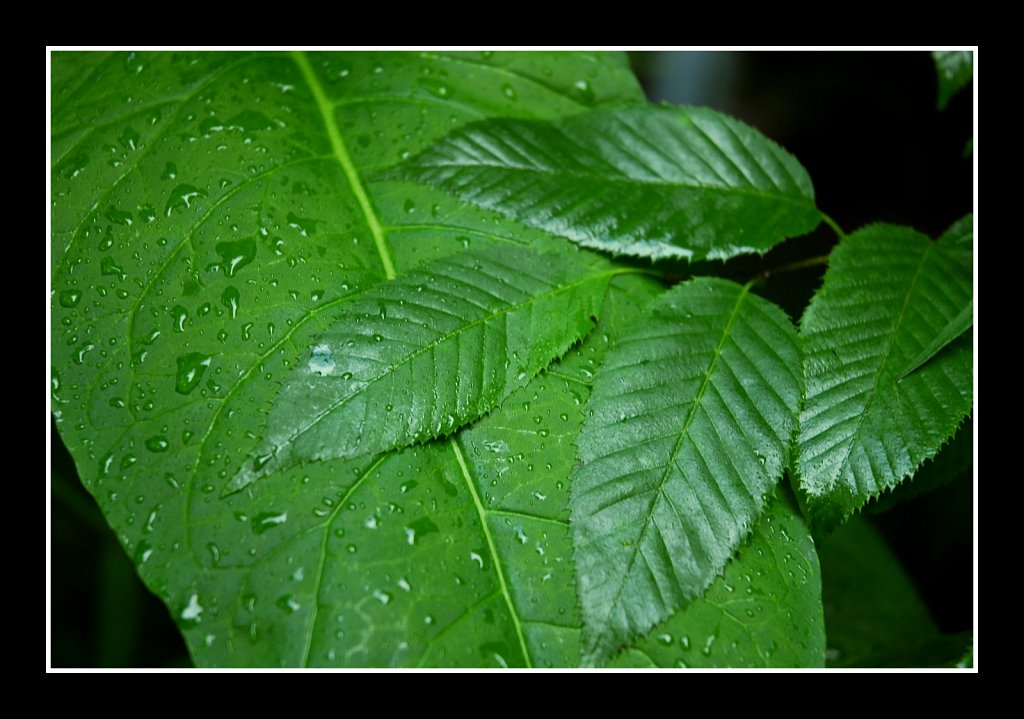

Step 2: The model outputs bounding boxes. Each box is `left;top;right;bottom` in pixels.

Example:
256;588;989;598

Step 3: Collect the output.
385;105;820;261
796;225;973;529
570;278;802;663
51;50;645;666
227;245;614;494
610;487;824;668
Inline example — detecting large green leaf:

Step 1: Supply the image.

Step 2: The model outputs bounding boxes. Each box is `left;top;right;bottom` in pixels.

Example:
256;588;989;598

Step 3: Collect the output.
51;50;646;667
226;245;616;494
383;105;821;261
570;278;802;664
795;224;973;529
932;51;973;110
818;515;971;668
610;486;825;668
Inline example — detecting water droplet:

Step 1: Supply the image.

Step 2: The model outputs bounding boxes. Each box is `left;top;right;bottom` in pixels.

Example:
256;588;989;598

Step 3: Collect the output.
175;352;211;394
164;184;207;217
118;127;140;151
104;205;133;226
180;594;203;623
171;305;188;332
501;83;517;99
220;286;240;319
276;594;302;613
574;79;595;104
214;238;257;277
227;109;273;132
59;289;82;308
701;634;717;657
100;257;126;281
135;540;153;565
418;77;453;99
252;510;288;534
286;212;317;237
407;516;439;543
145;435;169;453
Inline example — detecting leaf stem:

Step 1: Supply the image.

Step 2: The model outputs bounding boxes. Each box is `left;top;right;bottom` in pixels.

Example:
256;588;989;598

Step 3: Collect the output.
820;211;847;240
611;266;666;281
757;255;830;281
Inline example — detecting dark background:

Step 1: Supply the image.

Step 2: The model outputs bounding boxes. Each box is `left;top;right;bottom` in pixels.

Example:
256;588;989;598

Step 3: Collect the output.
49;50;975;667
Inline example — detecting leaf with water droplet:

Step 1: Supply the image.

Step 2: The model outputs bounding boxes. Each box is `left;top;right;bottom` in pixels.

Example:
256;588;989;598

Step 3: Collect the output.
50;50;650;668
609;487;825;668
571;278;802;664
225;245;615;495
381;105;820;261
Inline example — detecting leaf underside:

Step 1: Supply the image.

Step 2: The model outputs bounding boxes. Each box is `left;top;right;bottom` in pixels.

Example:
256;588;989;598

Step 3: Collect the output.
384;105;821;261
570;278;802;664
796;224;973;529
227;245;613;494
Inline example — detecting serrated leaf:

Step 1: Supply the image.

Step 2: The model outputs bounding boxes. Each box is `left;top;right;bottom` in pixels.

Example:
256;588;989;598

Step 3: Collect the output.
609;486;825;668
383;105;820;261
932;51;973;110
227;245;615;494
796;224;973;529
209;278;666;667
570;278;802;664
50;50;646;667
867;418;972;513
818;515;971;667
896;299;972;380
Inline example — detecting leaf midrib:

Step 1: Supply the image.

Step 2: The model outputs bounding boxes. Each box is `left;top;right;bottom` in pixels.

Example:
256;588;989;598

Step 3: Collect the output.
292;51;396;280
412;149;817;212
818;242;933;500
595;281;753;654
264;264;616;467
292;50;535;667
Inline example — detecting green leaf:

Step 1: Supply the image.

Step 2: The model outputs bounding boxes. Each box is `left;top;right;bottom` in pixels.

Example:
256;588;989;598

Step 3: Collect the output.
383;105;820;261
51;50;646;667
570;278;802;664
795;225;973;529
896;300;972;380
609;486;825;668
867;419;972;513
818;515;970;667
932;51;973;110
226;245;615;495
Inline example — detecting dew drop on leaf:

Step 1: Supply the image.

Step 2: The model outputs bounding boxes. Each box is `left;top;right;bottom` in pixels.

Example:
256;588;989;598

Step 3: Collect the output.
175;352;212;394
145;435;169;453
